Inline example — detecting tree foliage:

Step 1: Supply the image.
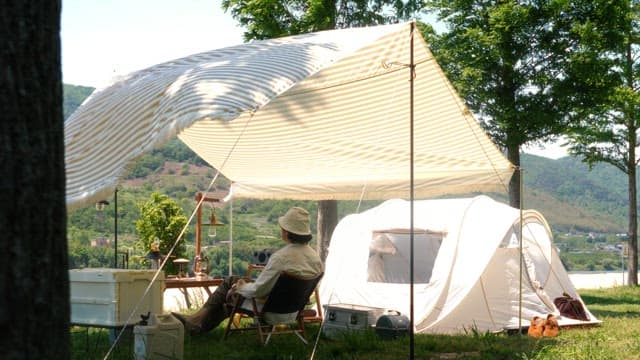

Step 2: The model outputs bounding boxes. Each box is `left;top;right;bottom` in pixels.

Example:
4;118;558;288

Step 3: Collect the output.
426;2;557;146
562;0;637;171
423;1;597;208
221;0;422;40
561;0;639;285
135;192;188;274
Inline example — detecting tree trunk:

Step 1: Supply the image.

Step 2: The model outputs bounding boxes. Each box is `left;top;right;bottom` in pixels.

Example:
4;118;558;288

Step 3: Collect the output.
625;33;638;287
0;1;69;358
627;142;638;286
317;200;338;263
507;145;521;209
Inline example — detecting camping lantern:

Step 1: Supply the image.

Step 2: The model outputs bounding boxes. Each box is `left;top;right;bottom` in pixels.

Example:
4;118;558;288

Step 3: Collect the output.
207;207;224;238
195;255;209;276
147;238;162;270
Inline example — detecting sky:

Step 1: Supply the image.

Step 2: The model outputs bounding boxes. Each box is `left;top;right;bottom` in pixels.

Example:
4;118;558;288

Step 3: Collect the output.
61;0;244;88
523;141;567;159
61;0;567;159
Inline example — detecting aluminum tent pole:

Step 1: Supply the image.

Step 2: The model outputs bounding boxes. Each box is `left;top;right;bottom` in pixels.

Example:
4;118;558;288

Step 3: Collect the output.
409;20;416;360
228;196;233;276
114;187;118;268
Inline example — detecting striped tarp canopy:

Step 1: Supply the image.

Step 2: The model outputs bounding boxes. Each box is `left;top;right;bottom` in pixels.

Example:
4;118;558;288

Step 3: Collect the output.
65;22;514;211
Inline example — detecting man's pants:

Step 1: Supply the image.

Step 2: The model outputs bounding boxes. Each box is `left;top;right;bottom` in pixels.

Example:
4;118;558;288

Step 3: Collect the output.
199;275;243;332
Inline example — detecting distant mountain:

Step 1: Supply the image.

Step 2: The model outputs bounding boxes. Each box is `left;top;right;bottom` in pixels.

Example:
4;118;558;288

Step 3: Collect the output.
521;154;628;233
63;84;631;235
63;84;94;119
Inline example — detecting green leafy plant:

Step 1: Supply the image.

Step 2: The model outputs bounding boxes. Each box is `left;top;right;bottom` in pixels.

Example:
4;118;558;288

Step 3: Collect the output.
135;192;188;275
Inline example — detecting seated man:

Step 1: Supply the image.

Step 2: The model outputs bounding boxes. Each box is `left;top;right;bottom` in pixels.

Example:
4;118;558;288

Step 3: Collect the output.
172;206;324;335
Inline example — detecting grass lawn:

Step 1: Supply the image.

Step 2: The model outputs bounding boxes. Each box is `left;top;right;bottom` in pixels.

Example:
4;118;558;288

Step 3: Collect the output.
71;286;640;359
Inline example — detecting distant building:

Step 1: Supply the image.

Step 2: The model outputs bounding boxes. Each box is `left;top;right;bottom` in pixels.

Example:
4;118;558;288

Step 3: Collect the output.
91;236;111;247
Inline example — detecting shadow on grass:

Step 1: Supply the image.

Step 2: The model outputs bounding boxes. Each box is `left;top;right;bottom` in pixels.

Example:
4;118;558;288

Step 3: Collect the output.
590;309;640;318
180;323;556;360
581;293;634;306
70;327;134;360
580;286;640;318
70;322;567;360
70;287;640;359
75;286;640;360
580;286;639;304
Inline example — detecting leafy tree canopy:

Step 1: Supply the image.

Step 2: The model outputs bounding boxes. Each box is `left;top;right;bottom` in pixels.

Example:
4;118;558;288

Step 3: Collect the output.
221;0;422;40
422;0;625;208
562;0;638;172
135;192;188;274
426;1;559;149
559;0;640;285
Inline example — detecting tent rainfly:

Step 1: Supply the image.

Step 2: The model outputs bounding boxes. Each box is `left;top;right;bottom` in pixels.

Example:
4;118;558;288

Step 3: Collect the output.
319;195;601;334
65;22;513;210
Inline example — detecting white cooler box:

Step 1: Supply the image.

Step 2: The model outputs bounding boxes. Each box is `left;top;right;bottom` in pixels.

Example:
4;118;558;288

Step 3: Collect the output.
322;303;386;337
134;313;184;360
70;268;165;327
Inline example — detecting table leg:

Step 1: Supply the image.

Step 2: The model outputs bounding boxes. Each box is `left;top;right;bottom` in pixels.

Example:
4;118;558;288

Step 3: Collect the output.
178;287;191;308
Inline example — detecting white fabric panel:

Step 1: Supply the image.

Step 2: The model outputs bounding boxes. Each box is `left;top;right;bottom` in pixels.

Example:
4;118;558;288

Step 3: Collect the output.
368;232;441;284
65;22;513;210
416;196;519;331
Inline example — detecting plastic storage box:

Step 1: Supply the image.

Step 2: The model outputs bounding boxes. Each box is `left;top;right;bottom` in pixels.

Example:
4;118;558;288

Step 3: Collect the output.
69;268;164;327
322;303;386;337
134;313;184;360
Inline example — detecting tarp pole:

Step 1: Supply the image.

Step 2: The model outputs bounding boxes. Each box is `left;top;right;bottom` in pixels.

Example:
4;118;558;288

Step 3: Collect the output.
409;20;416;360
228;196;233;276
518;167;524;334
114;187;118;268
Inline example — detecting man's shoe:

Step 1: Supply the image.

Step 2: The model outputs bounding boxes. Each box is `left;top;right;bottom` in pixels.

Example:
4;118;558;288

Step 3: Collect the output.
171;312;189;325
171;312;202;336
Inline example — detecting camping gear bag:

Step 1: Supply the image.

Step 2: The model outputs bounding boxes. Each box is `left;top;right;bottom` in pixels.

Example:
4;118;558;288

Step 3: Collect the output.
554;292;589;321
375;311;409;340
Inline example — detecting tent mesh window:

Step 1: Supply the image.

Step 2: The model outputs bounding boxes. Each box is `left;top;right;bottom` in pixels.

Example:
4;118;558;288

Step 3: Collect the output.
368;230;444;284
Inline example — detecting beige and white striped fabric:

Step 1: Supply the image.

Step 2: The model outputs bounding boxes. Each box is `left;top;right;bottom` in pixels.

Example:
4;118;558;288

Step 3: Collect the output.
65;22;513;211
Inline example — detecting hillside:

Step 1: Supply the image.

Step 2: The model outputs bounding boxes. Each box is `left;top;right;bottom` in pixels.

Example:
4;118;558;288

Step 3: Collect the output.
138;155;631;234
63;84;93;119
521;154;628;233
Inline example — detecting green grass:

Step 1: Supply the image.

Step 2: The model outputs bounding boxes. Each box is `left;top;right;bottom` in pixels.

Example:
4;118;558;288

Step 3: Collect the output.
71;286;640;359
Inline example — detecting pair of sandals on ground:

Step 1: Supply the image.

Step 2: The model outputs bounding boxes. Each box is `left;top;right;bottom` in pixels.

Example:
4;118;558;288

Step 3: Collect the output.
527;314;559;338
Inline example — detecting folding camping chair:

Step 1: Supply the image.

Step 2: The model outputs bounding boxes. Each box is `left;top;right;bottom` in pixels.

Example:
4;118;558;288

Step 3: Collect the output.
223;271;323;345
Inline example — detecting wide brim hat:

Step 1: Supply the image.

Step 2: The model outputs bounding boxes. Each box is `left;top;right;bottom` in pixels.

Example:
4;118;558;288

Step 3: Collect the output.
278;207;311;236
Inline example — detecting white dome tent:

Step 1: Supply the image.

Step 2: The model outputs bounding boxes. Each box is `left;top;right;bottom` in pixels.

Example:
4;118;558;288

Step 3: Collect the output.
320;195;600;333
